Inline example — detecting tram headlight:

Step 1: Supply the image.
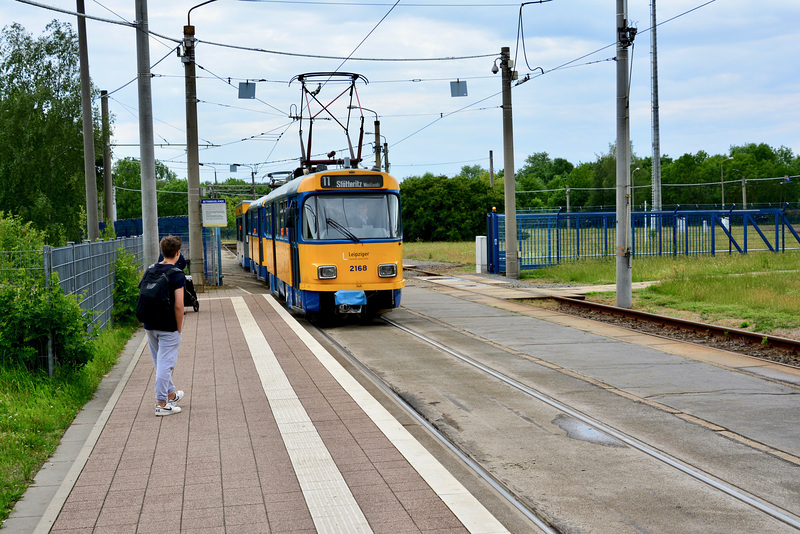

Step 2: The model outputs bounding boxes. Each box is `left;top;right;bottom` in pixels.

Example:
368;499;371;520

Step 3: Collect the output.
378;263;397;278
318;265;337;279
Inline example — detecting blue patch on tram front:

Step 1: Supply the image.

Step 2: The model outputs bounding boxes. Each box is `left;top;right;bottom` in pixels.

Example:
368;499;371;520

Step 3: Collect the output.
335;290;367;305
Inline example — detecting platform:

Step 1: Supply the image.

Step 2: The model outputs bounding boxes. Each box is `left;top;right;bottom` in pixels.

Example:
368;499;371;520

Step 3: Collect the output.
6;288;511;533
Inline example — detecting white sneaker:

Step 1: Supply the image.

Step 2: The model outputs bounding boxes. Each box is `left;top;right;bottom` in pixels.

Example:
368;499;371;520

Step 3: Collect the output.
155;404;181;416
168;390;184;406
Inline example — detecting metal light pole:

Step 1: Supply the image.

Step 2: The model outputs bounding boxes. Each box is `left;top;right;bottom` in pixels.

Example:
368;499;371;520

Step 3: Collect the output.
200;163;218;198
232;164;255;198
720;157;732;208
650;0;662;214
498;46;519;279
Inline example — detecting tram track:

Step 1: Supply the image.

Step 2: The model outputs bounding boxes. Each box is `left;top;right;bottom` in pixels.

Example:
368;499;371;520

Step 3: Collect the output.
547;295;800;368
379;316;800;532
313;324;559;534
404;266;800;370
314;311;800;533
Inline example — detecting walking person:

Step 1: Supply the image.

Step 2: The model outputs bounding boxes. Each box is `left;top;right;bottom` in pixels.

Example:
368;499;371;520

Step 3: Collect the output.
138;235;187;416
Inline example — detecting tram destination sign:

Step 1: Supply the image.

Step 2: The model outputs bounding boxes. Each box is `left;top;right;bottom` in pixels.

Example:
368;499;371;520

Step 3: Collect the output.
320;174;383;189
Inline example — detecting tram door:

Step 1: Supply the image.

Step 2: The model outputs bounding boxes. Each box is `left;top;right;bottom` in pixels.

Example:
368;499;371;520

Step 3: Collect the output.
288;199;301;305
257;206;265;280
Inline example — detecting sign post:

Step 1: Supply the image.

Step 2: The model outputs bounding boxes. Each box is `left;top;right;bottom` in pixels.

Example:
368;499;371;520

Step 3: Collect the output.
201;198;227;285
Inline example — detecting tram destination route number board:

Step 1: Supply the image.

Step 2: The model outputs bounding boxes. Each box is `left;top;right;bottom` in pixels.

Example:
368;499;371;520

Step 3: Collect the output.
320;175;384;189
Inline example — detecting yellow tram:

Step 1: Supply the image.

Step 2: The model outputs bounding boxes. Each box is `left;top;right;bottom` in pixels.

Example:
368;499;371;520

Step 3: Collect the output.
244;168;403;318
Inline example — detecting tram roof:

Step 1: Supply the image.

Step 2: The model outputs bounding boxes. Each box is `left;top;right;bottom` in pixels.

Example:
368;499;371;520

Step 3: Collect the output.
246;169;398;212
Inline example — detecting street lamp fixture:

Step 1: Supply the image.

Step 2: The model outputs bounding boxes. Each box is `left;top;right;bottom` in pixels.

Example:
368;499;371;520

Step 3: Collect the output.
200;163;218;198
232;164;256;198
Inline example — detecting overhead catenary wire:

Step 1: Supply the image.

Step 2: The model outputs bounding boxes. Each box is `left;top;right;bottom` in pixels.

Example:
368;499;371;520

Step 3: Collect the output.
16;0;729;174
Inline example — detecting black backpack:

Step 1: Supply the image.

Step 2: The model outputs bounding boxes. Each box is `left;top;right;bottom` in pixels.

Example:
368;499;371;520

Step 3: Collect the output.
136;265;182;324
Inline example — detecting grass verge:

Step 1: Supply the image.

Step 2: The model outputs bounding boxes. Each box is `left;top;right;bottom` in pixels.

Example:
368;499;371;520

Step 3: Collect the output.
525;251;800;336
404;241;476;267
0;324;137;521
402;242;800;337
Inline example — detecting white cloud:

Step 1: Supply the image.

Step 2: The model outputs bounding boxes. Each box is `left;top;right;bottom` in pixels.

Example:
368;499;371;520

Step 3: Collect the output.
2;0;797;182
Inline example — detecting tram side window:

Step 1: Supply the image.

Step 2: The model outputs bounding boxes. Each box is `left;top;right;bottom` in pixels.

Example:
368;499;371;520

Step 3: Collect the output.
278;200;286;235
265;204;272;238
303;197;319;240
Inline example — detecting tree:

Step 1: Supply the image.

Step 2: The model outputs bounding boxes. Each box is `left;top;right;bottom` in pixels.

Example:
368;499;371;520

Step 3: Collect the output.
400;169;503;241
113;157;182;220
0;22;102;245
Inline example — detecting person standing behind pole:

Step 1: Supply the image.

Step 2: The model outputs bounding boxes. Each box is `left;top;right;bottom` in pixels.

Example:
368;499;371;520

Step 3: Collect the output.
142;235;186;416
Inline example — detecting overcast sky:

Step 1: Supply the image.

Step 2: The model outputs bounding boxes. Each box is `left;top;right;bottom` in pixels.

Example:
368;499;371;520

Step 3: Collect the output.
4;0;799;185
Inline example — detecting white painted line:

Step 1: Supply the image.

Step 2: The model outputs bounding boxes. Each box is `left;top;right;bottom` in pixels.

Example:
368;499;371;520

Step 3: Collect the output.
231;297;372;534
262;295;510;534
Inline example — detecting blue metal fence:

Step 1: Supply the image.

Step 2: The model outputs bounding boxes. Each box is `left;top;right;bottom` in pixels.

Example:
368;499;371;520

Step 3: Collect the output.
487;208;800;274
114;216;224;284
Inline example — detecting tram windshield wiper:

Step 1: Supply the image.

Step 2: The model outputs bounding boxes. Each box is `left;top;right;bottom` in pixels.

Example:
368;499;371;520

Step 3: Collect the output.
326;217;360;243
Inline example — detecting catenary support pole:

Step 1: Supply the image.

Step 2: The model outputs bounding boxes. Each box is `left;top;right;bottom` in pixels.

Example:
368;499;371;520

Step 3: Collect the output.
183;23;205;287
76;0;99;240
101;90;114;224
135;0;159;264
501;46;519;279
616;0;634;308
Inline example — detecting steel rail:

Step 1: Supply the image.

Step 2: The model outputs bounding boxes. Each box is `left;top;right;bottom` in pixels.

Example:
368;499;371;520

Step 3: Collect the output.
382;316;800;531
549;296;800;356
314;326;559;534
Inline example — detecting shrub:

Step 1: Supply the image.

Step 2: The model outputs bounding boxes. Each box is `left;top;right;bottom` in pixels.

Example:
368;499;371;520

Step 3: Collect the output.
112;249;141;327
0;212;45;252
0;274;95;370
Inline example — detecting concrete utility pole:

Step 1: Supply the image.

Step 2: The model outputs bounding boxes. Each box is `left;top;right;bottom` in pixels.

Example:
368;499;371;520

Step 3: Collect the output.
135;0;159;264
616;0;636;308
182;22;205;287
101;90;114;224
76;0;99;240
500;46;519;279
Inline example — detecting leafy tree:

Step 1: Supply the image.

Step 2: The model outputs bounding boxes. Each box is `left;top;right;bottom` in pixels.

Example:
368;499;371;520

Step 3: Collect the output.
0;22;102;245
113;157;182;219
400;168;503;241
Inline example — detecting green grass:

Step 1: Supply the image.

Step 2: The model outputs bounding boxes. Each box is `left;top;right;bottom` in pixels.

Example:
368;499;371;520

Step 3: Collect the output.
404;241;476;266
524;251;800;335
0;324;137;521
524;251;800;285
403;242;800;336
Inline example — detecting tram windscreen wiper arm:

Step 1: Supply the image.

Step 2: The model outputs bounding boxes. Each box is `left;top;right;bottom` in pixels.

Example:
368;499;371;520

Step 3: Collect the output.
326;218;360;243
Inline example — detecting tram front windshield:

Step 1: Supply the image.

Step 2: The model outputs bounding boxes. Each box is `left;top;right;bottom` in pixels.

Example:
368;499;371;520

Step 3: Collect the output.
303;194;400;241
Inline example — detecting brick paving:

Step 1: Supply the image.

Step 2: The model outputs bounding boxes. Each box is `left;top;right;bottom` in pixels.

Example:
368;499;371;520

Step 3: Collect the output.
42;290;485;533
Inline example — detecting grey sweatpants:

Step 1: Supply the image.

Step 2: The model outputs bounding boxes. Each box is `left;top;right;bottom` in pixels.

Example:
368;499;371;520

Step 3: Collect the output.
146;329;182;403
